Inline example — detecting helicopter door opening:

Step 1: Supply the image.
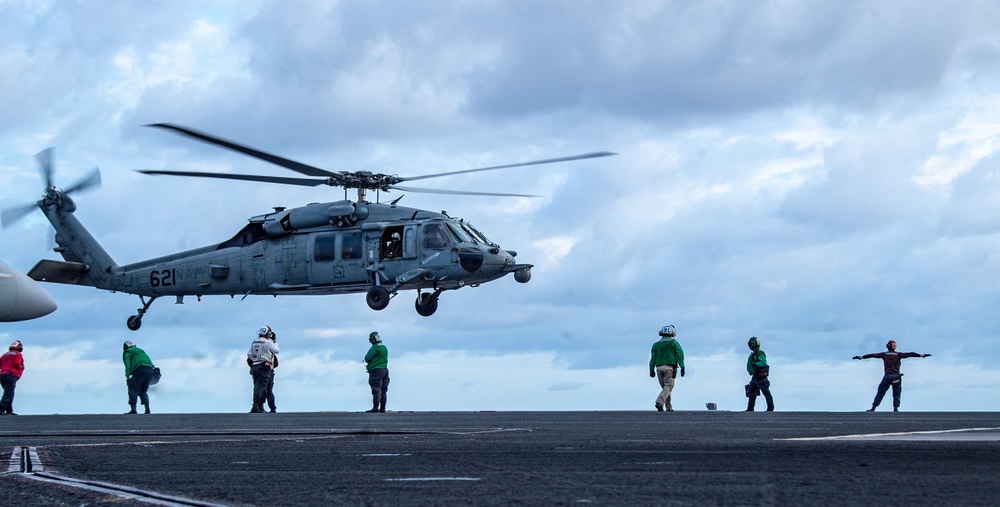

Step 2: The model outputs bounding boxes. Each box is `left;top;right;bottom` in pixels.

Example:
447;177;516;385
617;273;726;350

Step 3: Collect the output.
379;226;409;260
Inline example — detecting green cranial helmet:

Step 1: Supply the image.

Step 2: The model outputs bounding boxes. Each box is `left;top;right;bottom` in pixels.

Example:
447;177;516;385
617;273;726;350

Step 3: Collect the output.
748;336;759;350
369;331;380;343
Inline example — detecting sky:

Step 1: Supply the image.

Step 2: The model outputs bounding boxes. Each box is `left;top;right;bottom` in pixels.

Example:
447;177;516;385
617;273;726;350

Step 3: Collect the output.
1;1;999;414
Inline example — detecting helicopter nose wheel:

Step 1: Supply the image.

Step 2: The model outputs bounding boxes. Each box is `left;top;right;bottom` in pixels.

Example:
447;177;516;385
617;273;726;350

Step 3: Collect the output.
415;290;440;317
366;286;390;311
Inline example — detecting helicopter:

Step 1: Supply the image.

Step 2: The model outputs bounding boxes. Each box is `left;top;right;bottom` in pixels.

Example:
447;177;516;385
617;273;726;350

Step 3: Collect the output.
2;124;614;330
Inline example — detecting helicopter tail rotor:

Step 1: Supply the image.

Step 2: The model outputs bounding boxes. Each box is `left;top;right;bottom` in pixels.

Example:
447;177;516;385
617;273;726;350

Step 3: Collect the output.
1;148;102;229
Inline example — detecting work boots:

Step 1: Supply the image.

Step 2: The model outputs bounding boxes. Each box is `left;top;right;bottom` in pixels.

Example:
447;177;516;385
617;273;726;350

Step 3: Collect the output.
126;404;138;414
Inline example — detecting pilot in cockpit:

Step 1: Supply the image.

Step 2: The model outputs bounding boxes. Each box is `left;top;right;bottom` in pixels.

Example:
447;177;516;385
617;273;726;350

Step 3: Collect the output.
423;224;450;249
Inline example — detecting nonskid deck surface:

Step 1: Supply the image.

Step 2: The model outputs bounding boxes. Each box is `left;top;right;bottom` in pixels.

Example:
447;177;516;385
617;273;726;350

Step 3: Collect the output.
2;411;999;506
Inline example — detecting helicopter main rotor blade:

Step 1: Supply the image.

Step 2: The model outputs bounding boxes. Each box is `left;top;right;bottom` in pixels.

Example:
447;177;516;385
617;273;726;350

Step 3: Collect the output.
138;169;327;187
391;185;540;198
62;167;102;195
397;151;617;183
147;124;339;179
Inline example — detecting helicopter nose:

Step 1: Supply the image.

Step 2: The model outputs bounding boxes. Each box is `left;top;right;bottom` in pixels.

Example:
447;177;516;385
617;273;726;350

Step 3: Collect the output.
458;246;485;273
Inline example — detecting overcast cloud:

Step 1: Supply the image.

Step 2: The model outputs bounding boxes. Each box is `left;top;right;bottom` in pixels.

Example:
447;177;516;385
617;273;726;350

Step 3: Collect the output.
2;1;999;414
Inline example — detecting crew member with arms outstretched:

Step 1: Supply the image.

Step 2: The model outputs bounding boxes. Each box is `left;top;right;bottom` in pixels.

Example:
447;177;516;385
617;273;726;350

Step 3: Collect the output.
854;340;930;412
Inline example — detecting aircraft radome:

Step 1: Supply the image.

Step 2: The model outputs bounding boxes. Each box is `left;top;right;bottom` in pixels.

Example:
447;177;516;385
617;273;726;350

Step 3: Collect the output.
0;261;57;322
2;127;614;330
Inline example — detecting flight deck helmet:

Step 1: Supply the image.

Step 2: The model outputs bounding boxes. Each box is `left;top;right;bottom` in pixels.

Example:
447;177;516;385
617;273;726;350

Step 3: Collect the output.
259;325;274;339
123;340;135;351
369;331;381;344
659;325;676;337
748;337;760;350
9;340;22;352
886;340;896;351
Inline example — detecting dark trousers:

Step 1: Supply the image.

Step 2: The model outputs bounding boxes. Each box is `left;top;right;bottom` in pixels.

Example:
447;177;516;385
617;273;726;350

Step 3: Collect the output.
0;373;18;414
265;369;276;411
368;368;390;410
127;365;154;407
251;363;272;411
872;374;903;409
747;376;774;411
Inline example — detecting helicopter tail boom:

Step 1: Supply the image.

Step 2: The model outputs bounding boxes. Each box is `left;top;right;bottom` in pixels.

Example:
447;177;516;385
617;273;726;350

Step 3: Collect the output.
37;198;122;289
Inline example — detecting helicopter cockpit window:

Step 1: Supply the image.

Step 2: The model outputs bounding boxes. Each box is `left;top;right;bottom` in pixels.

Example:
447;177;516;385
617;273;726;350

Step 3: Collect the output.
462;222;496;247
422;223;452;249
447;223;473;243
342;231;363;260
314;235;336;262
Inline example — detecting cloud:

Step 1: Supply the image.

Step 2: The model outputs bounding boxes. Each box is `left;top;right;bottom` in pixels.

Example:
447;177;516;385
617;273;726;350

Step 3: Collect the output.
2;1;1000;413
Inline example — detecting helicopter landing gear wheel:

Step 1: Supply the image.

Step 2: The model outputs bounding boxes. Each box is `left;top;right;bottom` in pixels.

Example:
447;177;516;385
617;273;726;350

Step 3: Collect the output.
415;292;438;317
366;286;390;311
126;295;158;331
126;315;142;331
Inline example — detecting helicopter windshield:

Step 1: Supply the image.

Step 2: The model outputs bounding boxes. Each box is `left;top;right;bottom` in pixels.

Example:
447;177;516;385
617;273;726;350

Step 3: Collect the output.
447;223;473;243
459;221;495;246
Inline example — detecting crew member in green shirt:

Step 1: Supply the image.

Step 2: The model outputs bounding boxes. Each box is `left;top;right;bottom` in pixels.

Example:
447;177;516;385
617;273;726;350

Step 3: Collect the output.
122;340;156;414
364;331;390;413
649;325;685;411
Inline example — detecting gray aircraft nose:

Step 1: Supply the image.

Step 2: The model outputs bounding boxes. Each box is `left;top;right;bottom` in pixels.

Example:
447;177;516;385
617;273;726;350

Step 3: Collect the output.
0;262;58;321
458;244;514;276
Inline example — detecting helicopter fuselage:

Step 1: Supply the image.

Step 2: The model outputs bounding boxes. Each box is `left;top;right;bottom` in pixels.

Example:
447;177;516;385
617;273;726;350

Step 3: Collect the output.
120;201;524;296
29;194;531;330
11;124;611;331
